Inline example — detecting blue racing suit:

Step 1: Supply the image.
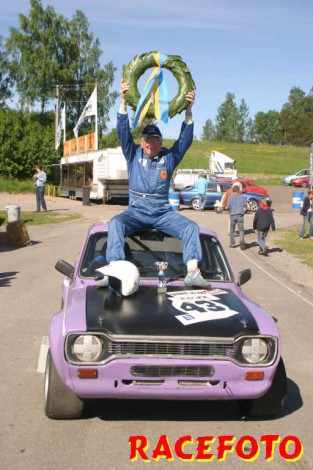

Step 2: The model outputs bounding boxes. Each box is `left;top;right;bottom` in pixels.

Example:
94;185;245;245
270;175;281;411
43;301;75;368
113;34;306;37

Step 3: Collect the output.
105;112;202;264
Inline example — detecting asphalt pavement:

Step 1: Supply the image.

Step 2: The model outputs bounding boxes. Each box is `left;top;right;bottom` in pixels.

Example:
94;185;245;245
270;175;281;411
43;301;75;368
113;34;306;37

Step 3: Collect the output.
1;185;313;470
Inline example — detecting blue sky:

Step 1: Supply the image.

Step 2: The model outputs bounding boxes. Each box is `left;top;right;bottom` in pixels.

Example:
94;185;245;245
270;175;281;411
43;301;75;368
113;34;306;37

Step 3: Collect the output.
1;0;313;139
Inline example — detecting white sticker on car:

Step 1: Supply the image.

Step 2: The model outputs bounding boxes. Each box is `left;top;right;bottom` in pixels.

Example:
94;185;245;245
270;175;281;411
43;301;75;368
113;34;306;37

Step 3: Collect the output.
167;289;239;325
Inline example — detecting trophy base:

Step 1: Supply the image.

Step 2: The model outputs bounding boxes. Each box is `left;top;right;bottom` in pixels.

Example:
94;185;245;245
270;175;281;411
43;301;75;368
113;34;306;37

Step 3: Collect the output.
157;286;167;294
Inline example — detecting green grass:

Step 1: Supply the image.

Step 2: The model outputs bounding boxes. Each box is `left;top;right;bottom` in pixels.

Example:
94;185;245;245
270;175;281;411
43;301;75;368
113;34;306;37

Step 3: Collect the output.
162;140;310;182
0;210;82;227
1;142;311;191
0;177;34;193
275;226;313;268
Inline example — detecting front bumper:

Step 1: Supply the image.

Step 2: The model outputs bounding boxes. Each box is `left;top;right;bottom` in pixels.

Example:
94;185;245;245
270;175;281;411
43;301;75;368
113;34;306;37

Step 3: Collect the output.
65;357;277;400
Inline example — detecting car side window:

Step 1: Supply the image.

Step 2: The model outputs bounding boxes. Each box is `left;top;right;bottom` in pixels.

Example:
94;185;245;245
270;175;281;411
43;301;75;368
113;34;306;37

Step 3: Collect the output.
206;184;217;193
80;233;108;277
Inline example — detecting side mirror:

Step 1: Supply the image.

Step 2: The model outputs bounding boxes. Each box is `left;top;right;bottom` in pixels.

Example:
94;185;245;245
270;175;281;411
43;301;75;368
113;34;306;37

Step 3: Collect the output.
237;268;251;286
55;259;74;279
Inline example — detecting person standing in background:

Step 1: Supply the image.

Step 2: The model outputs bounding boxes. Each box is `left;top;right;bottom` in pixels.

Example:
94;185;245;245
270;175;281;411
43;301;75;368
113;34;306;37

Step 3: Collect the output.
221;180;242;211
298;190;313;239
34;164;47;212
226;185;247;250
195;172;208;211
253;198;276;256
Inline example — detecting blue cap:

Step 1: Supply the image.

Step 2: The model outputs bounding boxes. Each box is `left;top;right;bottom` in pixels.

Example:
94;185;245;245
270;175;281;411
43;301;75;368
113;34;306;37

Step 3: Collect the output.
141;125;162;139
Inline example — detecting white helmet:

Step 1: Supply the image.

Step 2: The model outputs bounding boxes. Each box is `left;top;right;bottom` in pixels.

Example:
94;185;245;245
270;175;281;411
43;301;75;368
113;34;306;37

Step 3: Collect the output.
96;260;140;296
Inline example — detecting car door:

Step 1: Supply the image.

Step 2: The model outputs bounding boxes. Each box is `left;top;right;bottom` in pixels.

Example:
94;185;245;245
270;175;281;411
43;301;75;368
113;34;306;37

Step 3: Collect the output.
205;183;221;208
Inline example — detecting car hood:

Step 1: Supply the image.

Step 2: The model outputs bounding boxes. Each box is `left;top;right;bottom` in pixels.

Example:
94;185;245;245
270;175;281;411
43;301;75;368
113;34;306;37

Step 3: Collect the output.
85;285;259;338
244;186;267;194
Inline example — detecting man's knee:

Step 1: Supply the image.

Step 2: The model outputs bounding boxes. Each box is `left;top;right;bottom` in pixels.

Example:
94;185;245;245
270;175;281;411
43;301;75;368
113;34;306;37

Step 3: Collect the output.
183;219;199;237
109;214;126;231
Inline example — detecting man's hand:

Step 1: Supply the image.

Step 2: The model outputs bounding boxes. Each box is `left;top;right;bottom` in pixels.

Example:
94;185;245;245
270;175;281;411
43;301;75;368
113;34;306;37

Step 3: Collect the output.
120;80;130;102
186;90;195;115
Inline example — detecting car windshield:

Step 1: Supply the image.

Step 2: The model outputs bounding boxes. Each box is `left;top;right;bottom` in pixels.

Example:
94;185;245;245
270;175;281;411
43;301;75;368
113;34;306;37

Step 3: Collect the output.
80;231;232;282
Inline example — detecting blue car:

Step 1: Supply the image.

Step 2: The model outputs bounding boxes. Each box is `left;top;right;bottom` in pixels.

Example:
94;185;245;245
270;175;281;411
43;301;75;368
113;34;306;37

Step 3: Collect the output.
179;182;269;212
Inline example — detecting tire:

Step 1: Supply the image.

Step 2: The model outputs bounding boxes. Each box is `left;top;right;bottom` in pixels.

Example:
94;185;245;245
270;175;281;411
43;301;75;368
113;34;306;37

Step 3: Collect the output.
240;358;287;417
247;199;259;212
215;206;223;214
301;182;308;188
190;198;200;211
44;350;84;419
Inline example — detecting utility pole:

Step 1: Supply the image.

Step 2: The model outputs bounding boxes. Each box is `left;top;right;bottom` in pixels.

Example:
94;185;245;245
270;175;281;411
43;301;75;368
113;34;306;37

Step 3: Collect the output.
309;144;313;189
55;85;59;151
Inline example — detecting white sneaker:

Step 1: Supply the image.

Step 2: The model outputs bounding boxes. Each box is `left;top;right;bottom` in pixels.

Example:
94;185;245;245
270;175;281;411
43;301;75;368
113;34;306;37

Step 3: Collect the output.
184;269;211;288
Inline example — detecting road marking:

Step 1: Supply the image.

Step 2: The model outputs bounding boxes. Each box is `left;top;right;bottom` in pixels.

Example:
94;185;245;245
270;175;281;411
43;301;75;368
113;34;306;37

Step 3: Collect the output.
240;250;313;308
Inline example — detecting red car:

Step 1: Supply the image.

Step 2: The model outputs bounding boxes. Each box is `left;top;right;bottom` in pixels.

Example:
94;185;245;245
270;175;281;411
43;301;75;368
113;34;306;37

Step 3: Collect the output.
291;176;310;188
216;178;268;195
241;181;268;195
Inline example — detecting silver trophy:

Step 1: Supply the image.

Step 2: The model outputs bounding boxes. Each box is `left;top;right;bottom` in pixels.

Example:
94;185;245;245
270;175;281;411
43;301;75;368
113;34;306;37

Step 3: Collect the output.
155;261;168;293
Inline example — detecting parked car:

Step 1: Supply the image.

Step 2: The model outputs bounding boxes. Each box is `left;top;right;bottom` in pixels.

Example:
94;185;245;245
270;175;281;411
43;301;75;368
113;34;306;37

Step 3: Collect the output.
282;169;310;185
241;181;268;195
44;223;287;419
290;176;310;188
173;169;211;190
216;178;268;195
179;182;269;212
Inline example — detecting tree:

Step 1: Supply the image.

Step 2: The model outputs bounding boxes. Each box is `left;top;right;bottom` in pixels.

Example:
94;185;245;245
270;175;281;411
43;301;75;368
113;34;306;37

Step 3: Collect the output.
215;92;239;142
201;119;215;141
252;110;281;144
62;10;118;136
6;0;67;113
237;99;250;142
280;87;313;145
0;109;55;178
0;36;13;108
5;0;118;134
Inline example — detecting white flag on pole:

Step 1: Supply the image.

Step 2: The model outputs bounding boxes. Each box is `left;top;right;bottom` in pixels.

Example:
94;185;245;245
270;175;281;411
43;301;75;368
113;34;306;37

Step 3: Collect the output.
55;104;66;150
73;86;97;138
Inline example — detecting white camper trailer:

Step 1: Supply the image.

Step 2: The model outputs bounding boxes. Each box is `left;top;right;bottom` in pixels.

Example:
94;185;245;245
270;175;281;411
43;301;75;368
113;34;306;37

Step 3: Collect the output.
209;151;237;178
173;151;238;190
58;147;129;201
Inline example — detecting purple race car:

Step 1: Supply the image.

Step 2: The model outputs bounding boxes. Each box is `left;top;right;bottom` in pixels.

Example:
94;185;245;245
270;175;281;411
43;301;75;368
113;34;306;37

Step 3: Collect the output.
44;222;287;419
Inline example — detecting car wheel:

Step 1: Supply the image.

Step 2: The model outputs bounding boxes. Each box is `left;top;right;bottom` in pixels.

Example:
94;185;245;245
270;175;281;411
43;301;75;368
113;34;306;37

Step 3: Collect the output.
190;198;200;211
247;199;259;212
301;182;308;188
215;206;223;214
239;358;287;417
44;350;84;419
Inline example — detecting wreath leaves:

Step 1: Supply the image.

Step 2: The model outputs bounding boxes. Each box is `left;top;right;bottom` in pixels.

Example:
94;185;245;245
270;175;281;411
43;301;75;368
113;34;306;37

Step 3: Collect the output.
123;51;196;119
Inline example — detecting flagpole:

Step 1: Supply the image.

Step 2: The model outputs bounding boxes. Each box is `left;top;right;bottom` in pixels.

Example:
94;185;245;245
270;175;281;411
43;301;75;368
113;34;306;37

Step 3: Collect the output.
95;84;98;150
55;85;59;151
63;103;66;143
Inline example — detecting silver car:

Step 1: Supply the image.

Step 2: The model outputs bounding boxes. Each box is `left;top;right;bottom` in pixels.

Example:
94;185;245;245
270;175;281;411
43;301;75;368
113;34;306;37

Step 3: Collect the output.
282;169;309;185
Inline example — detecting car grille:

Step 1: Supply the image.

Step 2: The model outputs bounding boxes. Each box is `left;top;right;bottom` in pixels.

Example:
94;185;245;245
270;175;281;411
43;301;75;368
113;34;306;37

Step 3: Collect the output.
131;365;215;377
107;340;238;359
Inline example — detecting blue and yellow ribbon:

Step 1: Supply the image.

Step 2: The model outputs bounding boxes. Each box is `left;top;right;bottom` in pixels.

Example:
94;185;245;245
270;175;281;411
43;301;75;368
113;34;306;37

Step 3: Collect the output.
133;52;169;128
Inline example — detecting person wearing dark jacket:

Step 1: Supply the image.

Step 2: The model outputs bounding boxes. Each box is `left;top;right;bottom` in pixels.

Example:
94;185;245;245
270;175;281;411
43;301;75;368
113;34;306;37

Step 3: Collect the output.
253;198;275;256
298;190;313;239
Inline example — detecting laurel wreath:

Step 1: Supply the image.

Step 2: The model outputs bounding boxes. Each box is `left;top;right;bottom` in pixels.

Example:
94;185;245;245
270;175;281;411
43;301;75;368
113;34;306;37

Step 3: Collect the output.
122;51;196;119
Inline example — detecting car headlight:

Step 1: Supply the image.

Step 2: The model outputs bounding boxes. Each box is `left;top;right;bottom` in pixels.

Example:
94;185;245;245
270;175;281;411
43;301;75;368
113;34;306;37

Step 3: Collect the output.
72;335;103;362
241;338;269;364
